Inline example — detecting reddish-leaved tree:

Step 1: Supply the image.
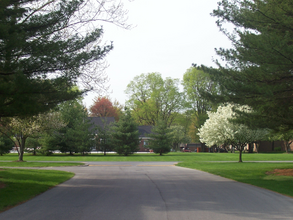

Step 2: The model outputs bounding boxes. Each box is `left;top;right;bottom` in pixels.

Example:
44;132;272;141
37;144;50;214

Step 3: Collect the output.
89;97;122;121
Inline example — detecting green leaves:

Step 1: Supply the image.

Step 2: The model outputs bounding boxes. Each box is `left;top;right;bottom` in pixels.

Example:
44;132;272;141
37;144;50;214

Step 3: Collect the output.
111;109;139;156
201;0;293;131
0;0;113;117
148;118;173;156
125;73;183;126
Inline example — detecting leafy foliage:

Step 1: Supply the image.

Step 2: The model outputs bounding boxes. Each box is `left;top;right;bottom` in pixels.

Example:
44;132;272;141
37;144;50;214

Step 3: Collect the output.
0;134;14;156
89;97;122;121
48;100;95;155
125;73;183;126
198;104;268;162
111;109;139;156
0;111;66;161
148;119;173;156
198;0;293;131
0;0;132;117
95;119;114;155
169;125;191;151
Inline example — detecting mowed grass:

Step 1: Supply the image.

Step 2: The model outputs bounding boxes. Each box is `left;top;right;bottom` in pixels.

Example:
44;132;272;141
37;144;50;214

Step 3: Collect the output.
0;162;84;167
0;152;292;211
178;162;293;197
1;152;292;162
0;169;74;212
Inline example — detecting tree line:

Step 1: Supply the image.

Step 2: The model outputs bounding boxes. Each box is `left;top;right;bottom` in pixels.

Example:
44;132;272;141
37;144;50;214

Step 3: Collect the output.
0;0;292;162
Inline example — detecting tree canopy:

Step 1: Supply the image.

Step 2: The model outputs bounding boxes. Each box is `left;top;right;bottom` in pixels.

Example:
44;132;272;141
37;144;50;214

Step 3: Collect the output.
0;0;130;117
148;118;173;156
125;73;183;126
111;109;139;156
198;0;293;131
0;110;66;161
182;66;219;142
198;104;268;162
48;99;94;155
89;97;122;121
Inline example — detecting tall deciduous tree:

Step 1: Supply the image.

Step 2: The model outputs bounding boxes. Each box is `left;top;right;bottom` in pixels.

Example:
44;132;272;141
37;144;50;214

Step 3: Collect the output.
182;67;219;141
0;0;131;117
198;0;293;131
89;97;122;121
125;73;183;126
169;125;191;151
111;109;139;156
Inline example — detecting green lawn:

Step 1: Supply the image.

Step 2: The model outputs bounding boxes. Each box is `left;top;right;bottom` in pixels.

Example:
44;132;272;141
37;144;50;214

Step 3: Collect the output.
0;152;292;212
1;152;292;162
178;162;293;197
0;162;84;167
0;169;74;212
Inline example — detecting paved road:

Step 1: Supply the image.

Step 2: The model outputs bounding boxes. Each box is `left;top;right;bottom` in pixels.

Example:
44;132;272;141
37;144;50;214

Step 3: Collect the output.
1;162;293;220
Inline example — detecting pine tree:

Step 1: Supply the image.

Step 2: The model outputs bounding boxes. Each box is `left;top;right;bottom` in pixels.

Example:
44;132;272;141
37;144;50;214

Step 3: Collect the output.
112;109;139;156
148;119;172;156
0;0;113;117
95;119;114;156
50;99;95;155
199;0;293;131
0;134;14;156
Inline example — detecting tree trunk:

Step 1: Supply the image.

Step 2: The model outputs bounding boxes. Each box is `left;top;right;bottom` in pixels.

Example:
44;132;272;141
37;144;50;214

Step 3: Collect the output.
18;136;27;162
248;143;253;153
255;142;259;153
238;149;243;162
284;141;291;154
104;150;106;156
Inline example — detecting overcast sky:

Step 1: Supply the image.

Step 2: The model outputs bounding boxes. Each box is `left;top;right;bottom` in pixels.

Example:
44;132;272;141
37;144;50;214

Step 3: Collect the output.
82;0;232;108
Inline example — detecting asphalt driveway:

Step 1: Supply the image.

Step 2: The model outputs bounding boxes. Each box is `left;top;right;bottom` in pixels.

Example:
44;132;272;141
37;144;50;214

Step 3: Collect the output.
1;162;293;220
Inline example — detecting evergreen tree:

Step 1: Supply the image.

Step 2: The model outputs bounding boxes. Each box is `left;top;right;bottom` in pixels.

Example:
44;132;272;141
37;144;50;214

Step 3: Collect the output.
25;137;40;156
51;100;95;155
198;0;293;131
0;0;117;117
148;119;172;156
95;119;114;156
112;109;139;156
0;134;14;156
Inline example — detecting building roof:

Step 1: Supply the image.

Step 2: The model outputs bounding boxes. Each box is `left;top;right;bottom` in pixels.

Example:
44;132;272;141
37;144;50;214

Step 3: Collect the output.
88;117;115;132
138;125;153;137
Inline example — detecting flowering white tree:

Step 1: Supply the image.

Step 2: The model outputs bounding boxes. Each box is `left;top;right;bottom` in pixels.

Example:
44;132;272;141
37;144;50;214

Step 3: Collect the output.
198;104;268;162
0;112;66;161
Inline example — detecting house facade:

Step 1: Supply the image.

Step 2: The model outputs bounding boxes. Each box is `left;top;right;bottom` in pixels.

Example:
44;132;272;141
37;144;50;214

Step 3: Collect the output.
137;125;153;152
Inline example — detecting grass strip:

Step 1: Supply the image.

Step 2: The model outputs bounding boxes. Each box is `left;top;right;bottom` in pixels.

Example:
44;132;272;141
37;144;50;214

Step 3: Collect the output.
0;162;84;167
1;152;293;162
0;169;74;212
177;162;293;197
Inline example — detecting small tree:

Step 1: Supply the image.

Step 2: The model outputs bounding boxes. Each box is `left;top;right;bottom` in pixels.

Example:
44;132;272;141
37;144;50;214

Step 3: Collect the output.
0;134;14;156
198;104;268;162
25;137;40;156
95;119;114;156
50;100;94;155
148;119;173;156
270;129;293;153
0;111;66;161
112;109;139;156
170;125;191;151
